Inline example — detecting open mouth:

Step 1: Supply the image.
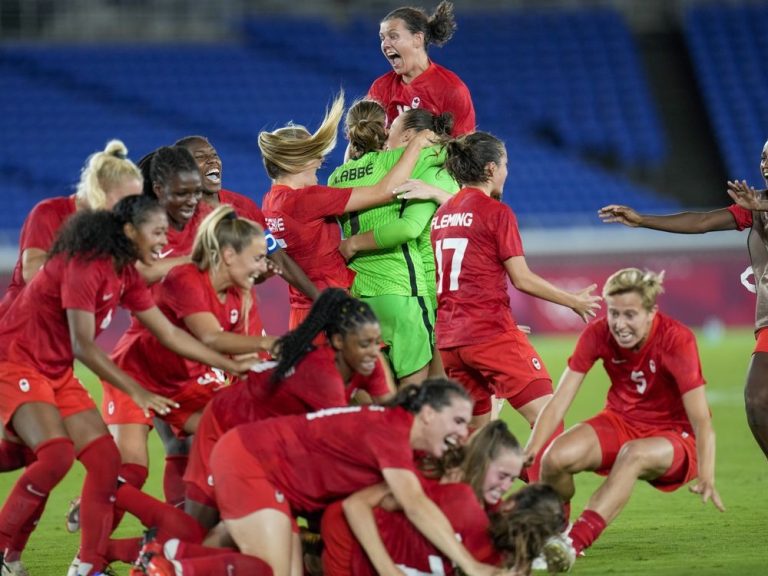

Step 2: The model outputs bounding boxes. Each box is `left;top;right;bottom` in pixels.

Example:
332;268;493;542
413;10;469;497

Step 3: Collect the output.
385;50;402;68
205;168;221;184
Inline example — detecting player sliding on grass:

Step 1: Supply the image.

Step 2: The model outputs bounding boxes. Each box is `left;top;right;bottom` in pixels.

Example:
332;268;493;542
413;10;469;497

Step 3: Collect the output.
525;268;724;566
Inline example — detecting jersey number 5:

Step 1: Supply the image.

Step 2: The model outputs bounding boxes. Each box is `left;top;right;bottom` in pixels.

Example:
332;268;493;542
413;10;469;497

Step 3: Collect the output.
630;370;647;395
435;238;468;294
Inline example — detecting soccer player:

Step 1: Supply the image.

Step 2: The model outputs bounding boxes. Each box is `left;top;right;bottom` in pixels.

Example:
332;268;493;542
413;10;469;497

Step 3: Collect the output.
259;91;437;329
0;196;247;576
599;150;768;461
431;131;600;481
329;101;457;385
321;422;563;576
369;1;475;136
175;135;318;301
525;268;724;562
183;288;394;532
0;139;142;319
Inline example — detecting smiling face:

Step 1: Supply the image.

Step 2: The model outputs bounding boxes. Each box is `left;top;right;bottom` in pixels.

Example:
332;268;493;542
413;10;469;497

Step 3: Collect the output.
333;322;382;382
379;18;425;82
761;140;768;185
606;291;656;350
222;236;268;291
153;170;203;229
415;396;473;458
481;448;523;506
184;139;222;196
126;209;169;265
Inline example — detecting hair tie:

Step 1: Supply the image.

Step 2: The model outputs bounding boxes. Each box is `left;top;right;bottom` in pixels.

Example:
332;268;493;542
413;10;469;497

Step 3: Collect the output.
112;150;127;160
224;210;238;221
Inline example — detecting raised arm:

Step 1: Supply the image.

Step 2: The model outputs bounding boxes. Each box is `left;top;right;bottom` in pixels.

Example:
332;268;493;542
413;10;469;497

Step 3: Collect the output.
598;204;738;234
682;386;725;512
504;256;601;322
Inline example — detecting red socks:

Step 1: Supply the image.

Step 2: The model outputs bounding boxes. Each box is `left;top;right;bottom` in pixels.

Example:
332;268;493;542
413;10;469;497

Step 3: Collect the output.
163;455;188;508
175;552;273;575
0;437;74;552
0;439;35;472
569;509;607;554
116;483;205;544
77;434;121;571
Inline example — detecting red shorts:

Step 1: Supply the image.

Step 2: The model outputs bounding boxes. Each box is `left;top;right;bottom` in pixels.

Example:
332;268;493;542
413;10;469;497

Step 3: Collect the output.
440;330;553;415
754;327;768;354
289;306;327;345
183;405;223;508
320;501;356;576
101;379;217;430
209;428;297;531
585;409;698;492
0;362;95;432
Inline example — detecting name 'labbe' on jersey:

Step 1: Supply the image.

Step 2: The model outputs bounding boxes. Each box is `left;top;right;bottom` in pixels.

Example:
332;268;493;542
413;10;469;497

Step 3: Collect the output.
431;212;474;230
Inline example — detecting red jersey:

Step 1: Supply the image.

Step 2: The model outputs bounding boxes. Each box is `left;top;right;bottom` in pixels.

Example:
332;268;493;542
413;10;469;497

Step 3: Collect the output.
0;255;154;379
262;184;354;309
0;196;76;316
111;263;254;396
160;202;212;261
235;405;416;512
430;188;524;348
368;62;476;137
351;483;499;576
568;312;705;433
727;203;752;230
219;188;279;256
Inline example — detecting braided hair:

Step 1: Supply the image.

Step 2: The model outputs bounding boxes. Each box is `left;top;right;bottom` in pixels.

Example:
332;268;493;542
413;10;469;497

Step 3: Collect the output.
49;195;164;272
269;288;378;384
137;146;199;199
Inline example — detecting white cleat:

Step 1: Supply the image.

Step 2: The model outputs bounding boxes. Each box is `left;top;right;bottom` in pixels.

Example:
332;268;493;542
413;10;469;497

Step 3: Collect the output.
540;533;577;573
1;559;30;576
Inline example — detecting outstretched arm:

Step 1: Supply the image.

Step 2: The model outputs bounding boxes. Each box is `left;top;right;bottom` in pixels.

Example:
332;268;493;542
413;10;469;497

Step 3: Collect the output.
598;205;738;234
727;180;768;212
683;386;725;512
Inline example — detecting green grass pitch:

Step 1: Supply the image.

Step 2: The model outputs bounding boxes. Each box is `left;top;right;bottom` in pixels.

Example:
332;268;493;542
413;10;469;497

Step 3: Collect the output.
1;328;765;575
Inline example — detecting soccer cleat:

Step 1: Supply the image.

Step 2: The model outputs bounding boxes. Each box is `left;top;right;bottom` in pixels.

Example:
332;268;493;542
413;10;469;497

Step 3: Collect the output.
540;533;577;573
132;528;169;575
145;555;177;576
1;557;30;576
65;497;81;533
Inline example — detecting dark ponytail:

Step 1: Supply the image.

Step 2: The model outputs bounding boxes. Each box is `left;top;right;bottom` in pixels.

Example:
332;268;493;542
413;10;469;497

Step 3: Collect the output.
444;131;505;186
387;377;471;414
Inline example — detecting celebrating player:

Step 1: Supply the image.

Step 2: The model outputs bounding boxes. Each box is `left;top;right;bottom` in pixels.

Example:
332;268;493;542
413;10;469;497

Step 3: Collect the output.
369;1;475;136
259;91;436;329
525;268;724;563
329;101;457;385
0;196;246;576
431;131;600;481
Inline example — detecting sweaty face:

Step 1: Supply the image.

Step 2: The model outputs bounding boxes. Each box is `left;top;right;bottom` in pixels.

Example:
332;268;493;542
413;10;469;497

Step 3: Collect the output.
224;236;268;290
606;291;656;350
154;170;203;229
482;448;523;506
184;139;223;195
339;322;382;377
379;18;423;80
103;177;143;210
130;210;169;266
420;397;472;458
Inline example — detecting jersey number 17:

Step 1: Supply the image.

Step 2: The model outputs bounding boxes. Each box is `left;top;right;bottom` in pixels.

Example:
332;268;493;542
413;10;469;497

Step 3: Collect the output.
435;238;468;294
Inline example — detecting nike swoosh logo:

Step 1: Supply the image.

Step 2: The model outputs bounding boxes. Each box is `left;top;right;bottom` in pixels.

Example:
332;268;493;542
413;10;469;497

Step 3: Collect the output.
102;293;113;301
157;249;174;259
611;358;627;364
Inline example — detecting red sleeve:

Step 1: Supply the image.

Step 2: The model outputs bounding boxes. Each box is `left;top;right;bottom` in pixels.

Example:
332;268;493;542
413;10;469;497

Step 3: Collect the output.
428;484;495;562
663;326;706;395
60;258;104;312
496;205;524;261
119;265;156;313
19;200;70;252
223;190;268;227
367;77;387;106
446;87;476;136
160;266;212;318
349;357;390;399
727;204;752;231
567;321;603;374
292;185;353;221
369;410;417;471
303;367;348;411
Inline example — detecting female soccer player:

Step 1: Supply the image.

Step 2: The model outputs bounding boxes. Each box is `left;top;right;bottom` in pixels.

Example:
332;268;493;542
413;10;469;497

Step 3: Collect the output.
259;91;437;329
0;139;142;318
175;135;318;300
431;131;600;481
183;288;394;532
369;1;475;136
321;421;563;576
0;196;246;576
329;101;457;385
599;149;768;461
525;268;724;561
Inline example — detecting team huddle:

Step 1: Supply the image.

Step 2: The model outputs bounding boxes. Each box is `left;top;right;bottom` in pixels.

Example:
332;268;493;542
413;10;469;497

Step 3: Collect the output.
9;1;768;575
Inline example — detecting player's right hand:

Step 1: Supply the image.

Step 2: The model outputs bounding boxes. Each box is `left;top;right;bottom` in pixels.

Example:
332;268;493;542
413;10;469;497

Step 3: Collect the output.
571;284;602;322
598;204;642;227
132;389;179;419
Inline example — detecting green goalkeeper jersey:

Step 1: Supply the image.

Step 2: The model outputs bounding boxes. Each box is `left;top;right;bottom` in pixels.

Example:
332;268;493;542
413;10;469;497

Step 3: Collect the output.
328;146;458;298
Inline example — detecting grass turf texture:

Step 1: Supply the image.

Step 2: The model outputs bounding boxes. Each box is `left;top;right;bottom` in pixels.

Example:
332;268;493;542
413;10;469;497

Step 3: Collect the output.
1;328;764;575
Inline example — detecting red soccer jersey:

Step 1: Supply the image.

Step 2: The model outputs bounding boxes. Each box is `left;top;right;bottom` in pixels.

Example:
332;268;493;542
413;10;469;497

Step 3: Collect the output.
568;312;705;433
0;196;77;316
262;183;354;309
430;188;524;348
111;262;254;396
727;203;752;230
160;202;213;261
368;62;476;137
350;483;499;576
236;405;416;512
0;255;154;379
219;188;279;256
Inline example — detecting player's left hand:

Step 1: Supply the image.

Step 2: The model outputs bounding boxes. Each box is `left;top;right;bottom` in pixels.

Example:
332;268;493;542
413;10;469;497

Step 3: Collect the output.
689;479;725;512
339;237;357;262
727;180;768;211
